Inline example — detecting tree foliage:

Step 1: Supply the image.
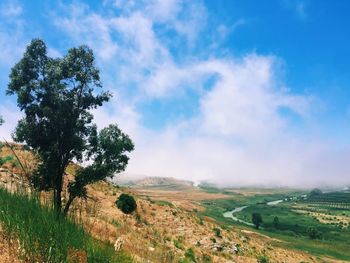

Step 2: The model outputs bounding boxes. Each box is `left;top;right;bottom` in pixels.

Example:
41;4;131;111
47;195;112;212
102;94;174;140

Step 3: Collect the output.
252;212;263;229
116;193;137;214
307;227;322;239
273;216;279;228
310;188;322;196
7;39;134;215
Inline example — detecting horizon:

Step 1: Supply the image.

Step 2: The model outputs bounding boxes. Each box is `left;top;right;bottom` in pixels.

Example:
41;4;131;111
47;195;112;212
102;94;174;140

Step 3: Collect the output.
1;0;350;187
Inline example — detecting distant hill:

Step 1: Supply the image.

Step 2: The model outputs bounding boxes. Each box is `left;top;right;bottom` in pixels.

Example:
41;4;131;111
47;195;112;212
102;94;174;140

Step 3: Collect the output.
112;175;195;190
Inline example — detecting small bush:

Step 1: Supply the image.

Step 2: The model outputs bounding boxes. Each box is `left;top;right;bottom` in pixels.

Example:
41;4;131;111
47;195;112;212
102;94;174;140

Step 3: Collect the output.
202;254;212;263
213;227;222;238
174;239;184;250
0;155;13;166
184;248;196;262
257;255;269;263
116;193;137;214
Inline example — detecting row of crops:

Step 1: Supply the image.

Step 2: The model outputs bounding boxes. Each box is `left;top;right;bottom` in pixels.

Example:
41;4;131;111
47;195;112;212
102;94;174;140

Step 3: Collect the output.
300;191;350;209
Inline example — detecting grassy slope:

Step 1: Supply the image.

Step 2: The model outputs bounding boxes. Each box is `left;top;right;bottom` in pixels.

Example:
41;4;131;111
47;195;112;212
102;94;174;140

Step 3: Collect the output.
0;187;133;263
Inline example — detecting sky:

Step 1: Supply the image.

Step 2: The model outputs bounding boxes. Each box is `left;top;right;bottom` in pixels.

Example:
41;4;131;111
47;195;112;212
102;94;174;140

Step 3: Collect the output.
0;0;350;187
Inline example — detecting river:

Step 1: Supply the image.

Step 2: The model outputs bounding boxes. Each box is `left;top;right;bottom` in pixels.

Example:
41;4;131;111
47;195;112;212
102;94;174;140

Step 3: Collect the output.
222;199;284;226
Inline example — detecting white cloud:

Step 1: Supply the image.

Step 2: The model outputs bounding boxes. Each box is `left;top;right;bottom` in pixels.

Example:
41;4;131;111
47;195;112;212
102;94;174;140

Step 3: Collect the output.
0;1;26;68
54;3;118;61
0;102;22;140
49;0;350;187
1;0;348;188
0;1;23;18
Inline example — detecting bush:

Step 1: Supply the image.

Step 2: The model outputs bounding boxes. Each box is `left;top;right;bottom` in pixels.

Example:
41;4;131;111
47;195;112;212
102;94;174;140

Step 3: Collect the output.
213;227;222;238
202;254;212;263
0;155;13;167
307;227;322;239
116;193;137;214
184;248;196;262
257;255;269;263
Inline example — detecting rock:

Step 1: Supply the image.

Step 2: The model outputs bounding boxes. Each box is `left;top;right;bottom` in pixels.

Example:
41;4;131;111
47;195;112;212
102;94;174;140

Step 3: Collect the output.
232;245;239;254
148;246;155;252
114;237;124;251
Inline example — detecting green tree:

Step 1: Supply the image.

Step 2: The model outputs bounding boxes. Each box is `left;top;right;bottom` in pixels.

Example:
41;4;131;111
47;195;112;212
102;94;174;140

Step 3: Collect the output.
116;193;137;214
273;216;279;228
213;227;221;238
307;227;322;239
310;188;322;196
7;39;134;215
252;213;263;229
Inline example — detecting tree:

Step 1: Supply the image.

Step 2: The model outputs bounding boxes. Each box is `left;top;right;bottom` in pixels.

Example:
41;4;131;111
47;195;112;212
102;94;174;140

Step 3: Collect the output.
213;227;222;238
64;124;134;215
307;227;322;239
0;116;3;125
252;213;263;229
116;193;137;214
7;39;134;215
273;216;279;228
310;188;322;196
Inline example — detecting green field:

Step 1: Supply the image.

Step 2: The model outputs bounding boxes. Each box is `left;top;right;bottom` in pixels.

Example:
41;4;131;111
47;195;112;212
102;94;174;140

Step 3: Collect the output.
200;188;350;261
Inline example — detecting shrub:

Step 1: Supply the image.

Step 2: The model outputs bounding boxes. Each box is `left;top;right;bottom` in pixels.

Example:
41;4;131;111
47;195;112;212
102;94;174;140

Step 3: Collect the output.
213;227;222;238
116;193;137;214
174;239;184;250
307;227;322;239
257;255;269;263
185;248;196;262
0;155;13;167
202;254;212;263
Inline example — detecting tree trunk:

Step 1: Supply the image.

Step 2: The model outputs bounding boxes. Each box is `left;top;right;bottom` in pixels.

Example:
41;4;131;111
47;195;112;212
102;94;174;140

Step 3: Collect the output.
53;171;64;216
63;194;75;216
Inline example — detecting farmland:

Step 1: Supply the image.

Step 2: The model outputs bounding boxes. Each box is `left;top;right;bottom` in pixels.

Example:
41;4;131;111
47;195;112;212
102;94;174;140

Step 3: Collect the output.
200;187;350;261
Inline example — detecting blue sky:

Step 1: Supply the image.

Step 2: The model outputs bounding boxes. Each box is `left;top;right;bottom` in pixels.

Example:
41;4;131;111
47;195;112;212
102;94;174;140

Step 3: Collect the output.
0;0;349;187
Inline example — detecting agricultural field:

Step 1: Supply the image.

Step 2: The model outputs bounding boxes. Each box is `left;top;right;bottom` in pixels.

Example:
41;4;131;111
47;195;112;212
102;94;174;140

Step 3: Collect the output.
200;187;350;261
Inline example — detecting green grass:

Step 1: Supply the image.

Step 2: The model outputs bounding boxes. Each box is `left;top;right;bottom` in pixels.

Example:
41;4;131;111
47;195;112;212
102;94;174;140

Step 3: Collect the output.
154;200;174;207
200;190;350;261
0;187;133;262
236;203;350;241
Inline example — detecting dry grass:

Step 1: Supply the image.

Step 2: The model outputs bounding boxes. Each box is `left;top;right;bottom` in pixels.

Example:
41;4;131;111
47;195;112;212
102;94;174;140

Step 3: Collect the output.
0;225;22;263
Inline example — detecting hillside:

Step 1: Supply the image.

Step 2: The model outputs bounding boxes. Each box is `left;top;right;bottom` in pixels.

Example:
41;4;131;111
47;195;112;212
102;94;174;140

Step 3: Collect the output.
0;144;349;262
